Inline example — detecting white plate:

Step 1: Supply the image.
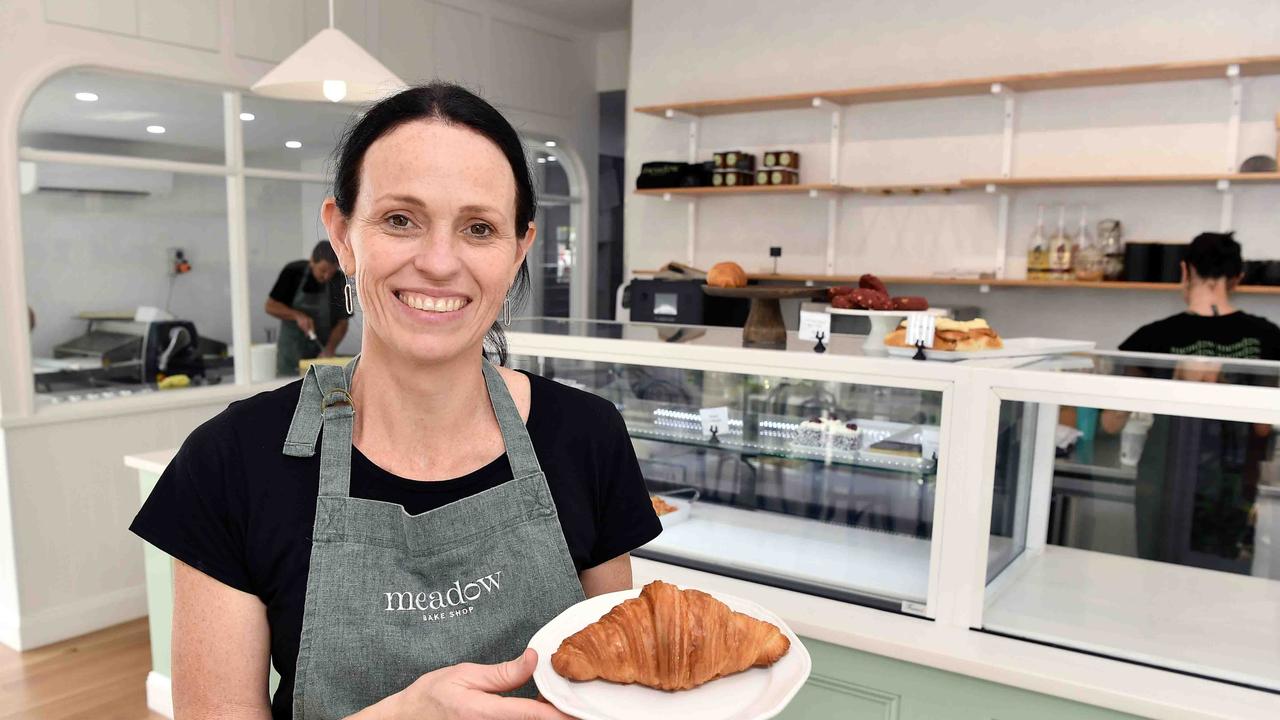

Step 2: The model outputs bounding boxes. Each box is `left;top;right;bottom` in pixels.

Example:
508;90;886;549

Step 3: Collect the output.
884;337;1096;361
530;588;811;720
824;307;949;317
653;495;692;529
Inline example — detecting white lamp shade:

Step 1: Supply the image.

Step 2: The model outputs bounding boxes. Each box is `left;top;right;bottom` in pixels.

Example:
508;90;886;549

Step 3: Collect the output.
251;28;406;104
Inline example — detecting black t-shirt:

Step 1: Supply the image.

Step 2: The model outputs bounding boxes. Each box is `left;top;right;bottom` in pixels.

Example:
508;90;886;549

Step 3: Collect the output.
129;371;661;719
268;260;353;322
1119;311;1280;361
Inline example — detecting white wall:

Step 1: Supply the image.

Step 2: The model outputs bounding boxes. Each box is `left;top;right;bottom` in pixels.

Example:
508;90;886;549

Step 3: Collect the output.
0;0;601;649
626;0;1280;345
595;28;629;92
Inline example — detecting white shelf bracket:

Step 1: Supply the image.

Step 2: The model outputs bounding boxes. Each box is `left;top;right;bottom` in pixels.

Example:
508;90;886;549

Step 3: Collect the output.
825;195;841;275
1224;64;1243;173
995;193;1011;280
1219;180;1235;232
991;83;1018;179
813;97;843;185
660;109;700;264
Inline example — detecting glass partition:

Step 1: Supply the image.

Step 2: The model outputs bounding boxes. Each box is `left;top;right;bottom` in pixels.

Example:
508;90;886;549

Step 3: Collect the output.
984;398;1280;692
511;353;943;613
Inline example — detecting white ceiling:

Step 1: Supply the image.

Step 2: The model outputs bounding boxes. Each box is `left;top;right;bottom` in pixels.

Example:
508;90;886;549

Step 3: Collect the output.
21;69;358;169
494;0;631;32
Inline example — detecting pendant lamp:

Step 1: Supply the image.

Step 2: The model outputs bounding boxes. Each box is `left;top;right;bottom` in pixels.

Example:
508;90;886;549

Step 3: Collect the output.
251;0;405;104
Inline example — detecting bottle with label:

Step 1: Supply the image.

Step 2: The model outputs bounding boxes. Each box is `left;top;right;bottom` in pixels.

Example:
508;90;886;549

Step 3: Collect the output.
1048;205;1073;280
1073;205;1104;281
1027;205;1049;280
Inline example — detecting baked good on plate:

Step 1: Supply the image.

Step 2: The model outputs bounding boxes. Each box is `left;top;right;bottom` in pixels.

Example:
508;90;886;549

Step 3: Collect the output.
650;495;677;517
551;580;790;691
884;318;1003;351
706;262;748;288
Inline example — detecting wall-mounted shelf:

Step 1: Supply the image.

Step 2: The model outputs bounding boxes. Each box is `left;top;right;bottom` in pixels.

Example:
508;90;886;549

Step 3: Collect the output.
635;183;970;198
636;53;1275;279
627;270;1280;296
963;173;1280;189
635;54;1280;117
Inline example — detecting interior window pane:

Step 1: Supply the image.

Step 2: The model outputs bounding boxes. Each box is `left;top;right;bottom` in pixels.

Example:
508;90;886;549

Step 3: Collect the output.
21;68;225;165
24;164;232;403
241;96;356;173
246;177;360;379
984;399;1280;691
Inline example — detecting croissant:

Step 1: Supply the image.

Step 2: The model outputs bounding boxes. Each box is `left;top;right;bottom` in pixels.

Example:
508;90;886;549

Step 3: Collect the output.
551;580;790;691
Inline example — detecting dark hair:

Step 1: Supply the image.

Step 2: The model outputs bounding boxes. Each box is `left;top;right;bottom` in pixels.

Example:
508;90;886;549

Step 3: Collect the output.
1185;231;1243;281
311;240;339;265
331;82;536;364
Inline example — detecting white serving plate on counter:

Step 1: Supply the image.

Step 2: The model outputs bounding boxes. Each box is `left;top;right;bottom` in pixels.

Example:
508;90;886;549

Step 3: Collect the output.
885;337;1096;362
531;588;811;720
825;307;950;354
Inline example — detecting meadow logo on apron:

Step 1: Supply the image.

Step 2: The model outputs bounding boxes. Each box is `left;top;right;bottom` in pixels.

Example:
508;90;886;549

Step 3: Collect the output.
282;357;585;719
383;569;506;615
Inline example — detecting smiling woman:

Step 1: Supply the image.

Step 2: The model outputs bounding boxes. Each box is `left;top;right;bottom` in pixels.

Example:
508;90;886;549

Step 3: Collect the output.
129;83;661;720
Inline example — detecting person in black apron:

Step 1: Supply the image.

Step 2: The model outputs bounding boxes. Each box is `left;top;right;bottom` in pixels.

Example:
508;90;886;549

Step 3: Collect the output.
131;83;661;720
266;241;353;376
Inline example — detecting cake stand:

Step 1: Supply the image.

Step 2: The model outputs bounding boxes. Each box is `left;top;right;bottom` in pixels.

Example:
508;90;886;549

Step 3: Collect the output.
826;307;950;354
702;286;827;349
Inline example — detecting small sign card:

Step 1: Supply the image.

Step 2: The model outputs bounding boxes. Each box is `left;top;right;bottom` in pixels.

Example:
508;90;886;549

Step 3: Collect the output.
699;406;730;440
798;310;832;343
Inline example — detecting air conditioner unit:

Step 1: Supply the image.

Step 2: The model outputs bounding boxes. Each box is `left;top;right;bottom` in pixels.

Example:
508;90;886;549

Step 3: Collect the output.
18;161;174;196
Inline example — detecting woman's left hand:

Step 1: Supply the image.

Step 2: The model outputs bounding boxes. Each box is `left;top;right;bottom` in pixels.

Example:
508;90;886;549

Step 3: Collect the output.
371;648;574;720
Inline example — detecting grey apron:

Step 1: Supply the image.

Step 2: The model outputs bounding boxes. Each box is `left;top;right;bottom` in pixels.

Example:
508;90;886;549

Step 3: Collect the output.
277;270;333;376
282;358;585;720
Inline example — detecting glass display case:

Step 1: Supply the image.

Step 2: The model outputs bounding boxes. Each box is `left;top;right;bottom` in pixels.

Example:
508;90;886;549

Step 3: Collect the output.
507;318;960;616
979;352;1280;693
506;318;1280;714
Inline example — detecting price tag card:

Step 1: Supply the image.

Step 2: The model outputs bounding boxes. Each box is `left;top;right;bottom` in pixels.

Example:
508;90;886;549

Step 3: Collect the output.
798;310;832;342
699;406;730;439
906;314;936;347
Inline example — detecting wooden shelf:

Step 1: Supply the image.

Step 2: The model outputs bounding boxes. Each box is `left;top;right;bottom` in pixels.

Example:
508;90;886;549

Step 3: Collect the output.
964;173;1280;189
635;54;1280;117
635;182;970;198
628;270;1280;295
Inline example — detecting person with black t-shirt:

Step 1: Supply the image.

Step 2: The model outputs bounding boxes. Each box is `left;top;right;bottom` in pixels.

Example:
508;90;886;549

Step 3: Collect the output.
131;84;660;720
1103;232;1278;570
265;241;353;376
1118;232;1280;361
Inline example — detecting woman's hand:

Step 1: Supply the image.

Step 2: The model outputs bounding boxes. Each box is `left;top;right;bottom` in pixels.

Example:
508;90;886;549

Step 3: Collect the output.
367;649;573;720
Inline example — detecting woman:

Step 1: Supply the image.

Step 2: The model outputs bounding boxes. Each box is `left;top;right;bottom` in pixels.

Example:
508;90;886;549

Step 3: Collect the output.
131;83;662;719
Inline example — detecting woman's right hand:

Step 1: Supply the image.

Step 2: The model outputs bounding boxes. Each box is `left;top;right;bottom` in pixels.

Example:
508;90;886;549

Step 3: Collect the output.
371;649;573;720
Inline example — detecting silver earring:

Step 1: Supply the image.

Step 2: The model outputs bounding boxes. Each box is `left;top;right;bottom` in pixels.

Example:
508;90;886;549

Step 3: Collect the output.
502;296;512;327
344;282;355;315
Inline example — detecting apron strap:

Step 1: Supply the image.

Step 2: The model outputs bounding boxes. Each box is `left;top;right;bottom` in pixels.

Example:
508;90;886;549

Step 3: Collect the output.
283;358;359;498
481;359;542;479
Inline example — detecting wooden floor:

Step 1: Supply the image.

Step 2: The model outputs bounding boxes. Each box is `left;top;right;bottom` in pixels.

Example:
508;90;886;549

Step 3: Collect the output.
0;619;165;720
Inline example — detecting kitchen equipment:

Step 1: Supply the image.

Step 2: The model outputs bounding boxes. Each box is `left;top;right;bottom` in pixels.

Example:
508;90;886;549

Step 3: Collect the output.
44;315;225;390
628;279;750;327
1074;207;1104;281
251;343;278;382
1239;155;1278;173
1028;205;1049;280
1123;242;1184;282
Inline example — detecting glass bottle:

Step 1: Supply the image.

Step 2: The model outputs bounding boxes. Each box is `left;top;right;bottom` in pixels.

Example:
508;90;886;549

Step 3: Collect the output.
1027;205;1049;280
1098;219;1124;280
1048;205;1073;280
1073;205;1104;281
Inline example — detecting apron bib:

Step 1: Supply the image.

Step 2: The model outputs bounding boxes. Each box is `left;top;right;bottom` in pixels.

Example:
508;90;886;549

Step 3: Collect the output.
282;358;584;720
277;271;333;376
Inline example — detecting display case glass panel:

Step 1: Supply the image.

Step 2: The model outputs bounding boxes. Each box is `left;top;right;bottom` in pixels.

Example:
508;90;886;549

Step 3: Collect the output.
509;352;944;614
984;399;1280;692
